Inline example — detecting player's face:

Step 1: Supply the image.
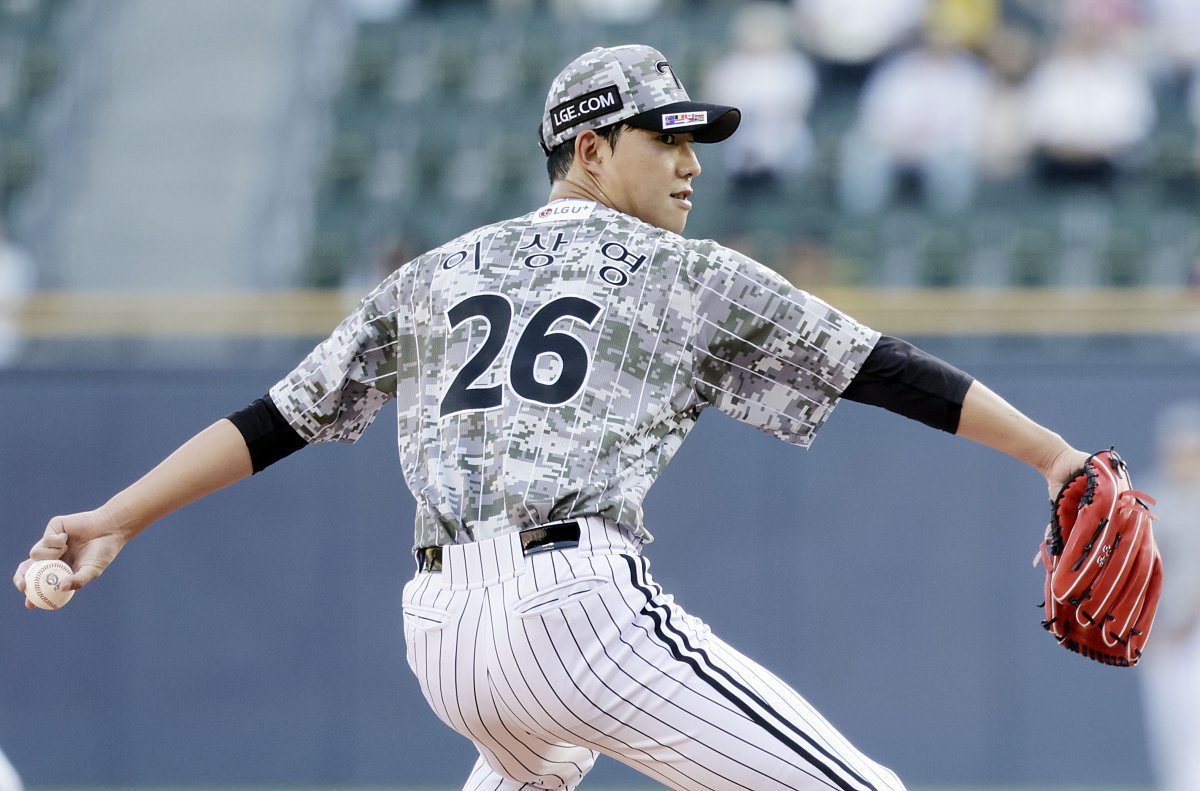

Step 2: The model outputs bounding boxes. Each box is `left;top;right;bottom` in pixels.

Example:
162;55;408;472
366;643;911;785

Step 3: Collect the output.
601;129;701;234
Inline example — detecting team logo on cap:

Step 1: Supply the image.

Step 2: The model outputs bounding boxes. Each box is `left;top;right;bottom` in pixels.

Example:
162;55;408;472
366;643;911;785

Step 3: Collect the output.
655;60;683;89
662;111;708;130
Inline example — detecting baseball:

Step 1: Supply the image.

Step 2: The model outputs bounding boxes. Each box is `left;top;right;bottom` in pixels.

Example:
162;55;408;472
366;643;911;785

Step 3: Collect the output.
24;559;75;610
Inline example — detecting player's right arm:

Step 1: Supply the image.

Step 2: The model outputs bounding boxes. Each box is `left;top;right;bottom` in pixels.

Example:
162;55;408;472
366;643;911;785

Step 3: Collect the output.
13;417;255;606
14;270;402;608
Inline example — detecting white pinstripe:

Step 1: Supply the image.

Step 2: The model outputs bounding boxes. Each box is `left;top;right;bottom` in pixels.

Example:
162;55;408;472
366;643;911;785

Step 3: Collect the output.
401;519;905;791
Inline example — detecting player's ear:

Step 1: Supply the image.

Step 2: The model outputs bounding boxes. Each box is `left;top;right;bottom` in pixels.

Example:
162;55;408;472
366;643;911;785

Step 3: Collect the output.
574;130;607;177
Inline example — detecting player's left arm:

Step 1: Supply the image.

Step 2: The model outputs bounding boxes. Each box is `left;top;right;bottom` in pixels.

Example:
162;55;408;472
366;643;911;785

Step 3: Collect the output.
842;334;1162;666
842;335;1088;495
954;379;1089;497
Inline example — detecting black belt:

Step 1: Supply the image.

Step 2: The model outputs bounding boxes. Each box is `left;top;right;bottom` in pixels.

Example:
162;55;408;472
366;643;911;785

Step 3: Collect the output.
415;521;581;573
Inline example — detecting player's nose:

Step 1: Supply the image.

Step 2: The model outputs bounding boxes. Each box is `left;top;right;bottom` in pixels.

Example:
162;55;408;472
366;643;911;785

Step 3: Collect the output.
678;142;700;179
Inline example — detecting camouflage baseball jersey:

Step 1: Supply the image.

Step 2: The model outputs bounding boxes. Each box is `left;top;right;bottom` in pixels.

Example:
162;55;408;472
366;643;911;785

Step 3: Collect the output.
269;199;879;548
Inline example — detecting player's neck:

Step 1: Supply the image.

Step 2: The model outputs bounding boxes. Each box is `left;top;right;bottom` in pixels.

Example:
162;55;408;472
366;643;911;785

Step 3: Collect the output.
547;177;608;209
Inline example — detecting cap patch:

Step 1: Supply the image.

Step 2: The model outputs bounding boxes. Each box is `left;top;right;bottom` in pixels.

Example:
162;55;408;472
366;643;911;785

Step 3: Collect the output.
549;84;624;138
662;111;708;130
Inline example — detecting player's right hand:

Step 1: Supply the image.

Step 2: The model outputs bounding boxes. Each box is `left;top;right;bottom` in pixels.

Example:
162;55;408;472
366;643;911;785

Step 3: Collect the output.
13;510;127;608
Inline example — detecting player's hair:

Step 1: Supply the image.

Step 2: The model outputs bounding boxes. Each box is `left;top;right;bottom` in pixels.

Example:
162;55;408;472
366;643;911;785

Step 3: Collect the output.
546;123;626;183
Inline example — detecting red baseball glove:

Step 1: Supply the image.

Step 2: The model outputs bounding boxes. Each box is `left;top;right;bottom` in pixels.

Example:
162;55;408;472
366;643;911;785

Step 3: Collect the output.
1036;449;1163;667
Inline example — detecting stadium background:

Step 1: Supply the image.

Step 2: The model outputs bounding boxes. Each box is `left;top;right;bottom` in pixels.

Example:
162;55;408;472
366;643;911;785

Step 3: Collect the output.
2;0;1199;789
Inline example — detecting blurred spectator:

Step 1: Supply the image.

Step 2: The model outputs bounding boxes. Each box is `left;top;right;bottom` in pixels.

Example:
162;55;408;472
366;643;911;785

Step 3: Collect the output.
925;0;999;51
836;20;994;215
704;2;818;196
1140;399;1200;791
0;224;34;367
416;0;487;8
0;748;21;791
1022;24;1156;192
978;25;1038;180
1146;0;1200;81
550;0;661;22
346;0;415;20
794;0;927;82
1191;69;1200;169
781;238;836;289
1064;0;1143;42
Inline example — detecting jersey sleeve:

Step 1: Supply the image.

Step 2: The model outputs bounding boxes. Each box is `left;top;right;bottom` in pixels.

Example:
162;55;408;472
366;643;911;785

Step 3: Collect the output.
269;274;402;444
689;245;879;448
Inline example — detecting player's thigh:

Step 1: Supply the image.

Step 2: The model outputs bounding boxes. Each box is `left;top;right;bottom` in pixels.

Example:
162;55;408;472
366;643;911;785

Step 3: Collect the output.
498;552;904;791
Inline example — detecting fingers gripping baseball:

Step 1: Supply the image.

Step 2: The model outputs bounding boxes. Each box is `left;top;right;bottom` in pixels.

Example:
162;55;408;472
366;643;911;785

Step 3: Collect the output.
13;511;127;608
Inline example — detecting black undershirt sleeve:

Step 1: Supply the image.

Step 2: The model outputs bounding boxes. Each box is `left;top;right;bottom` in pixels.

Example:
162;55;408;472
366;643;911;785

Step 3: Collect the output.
226;394;308;474
841;335;974;433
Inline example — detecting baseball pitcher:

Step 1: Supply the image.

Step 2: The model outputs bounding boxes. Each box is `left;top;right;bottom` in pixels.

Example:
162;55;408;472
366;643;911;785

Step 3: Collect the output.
14;45;1160;790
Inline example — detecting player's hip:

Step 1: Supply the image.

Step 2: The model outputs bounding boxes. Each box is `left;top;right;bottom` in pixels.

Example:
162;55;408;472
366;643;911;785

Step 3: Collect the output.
401;543;907;791
399;516;651;729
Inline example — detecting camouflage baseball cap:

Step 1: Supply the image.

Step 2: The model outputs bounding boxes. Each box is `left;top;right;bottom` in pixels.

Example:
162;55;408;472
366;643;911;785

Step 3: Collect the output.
539;44;741;154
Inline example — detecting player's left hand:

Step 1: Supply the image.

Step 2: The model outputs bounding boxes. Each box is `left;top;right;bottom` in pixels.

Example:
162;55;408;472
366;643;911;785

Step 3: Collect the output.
13;510;128;608
1042;446;1091;500
1035;449;1164;666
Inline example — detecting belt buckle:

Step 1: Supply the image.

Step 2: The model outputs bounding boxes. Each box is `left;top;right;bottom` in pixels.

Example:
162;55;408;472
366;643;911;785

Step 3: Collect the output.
521;521;581;555
415;546;443;573
524;539;576;556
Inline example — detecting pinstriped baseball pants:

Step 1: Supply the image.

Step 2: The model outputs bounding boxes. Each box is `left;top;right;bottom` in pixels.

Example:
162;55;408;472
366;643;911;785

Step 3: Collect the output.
401;517;905;791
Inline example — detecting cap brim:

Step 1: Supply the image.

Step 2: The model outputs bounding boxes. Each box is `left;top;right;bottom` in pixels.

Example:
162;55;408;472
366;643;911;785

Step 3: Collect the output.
625;101;741;144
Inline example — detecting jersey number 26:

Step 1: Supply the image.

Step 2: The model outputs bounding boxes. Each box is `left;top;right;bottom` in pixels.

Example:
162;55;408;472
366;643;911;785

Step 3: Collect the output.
439;294;602;418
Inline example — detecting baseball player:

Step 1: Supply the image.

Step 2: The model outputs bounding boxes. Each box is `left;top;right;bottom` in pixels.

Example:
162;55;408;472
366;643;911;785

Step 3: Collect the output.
15;45;1091;790
1140;401;1200;791
0;748;23;791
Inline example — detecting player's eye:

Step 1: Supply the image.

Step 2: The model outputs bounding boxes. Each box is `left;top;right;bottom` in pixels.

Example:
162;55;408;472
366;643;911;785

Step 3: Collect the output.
656;133;678;146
